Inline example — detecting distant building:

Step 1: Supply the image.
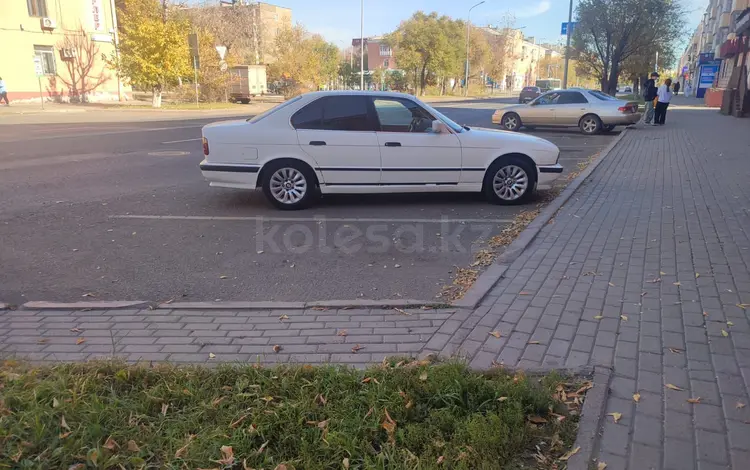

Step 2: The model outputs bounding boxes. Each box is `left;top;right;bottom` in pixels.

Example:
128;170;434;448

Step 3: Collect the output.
479;27;553;90
0;0;127;103
351;36;397;71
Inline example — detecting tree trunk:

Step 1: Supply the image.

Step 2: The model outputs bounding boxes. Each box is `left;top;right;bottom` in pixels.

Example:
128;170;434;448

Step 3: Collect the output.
152;86;162;108
420;63;427;96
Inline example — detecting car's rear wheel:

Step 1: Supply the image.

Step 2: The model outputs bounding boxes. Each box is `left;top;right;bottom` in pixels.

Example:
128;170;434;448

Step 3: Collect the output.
579;114;602;135
261;161;318;210
501;113;522;132
602;124;616;132
484;156;536;205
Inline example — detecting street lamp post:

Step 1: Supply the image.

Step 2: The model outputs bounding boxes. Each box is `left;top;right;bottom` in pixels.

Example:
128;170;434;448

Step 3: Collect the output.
465;1;485;97
562;0;574;89
360;0;365;90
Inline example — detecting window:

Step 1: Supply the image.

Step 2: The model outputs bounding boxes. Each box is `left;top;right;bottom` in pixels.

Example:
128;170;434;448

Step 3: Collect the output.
373;98;435;133
27;0;48;17
249;95;303;123
589;90;618;101
379;45;392;57
383;59;389;68
291;96;375;131
33;45;56;75
557;91;588;104
534;92;561;105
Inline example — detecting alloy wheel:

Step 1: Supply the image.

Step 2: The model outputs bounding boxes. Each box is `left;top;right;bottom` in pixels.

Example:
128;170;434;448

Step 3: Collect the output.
582;117;598;134
492;165;529;201
269;167;307;204
503;116;518;130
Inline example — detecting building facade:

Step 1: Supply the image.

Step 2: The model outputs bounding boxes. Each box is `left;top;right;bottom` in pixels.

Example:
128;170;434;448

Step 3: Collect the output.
1;0;126;103
479;27;555;91
351;36;397;71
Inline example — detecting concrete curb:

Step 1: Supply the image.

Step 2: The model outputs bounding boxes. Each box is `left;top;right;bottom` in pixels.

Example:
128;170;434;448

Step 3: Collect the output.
453;128;631;309
157;299;448;310
22;301;150;310
567;366;613;470
0;303;10;310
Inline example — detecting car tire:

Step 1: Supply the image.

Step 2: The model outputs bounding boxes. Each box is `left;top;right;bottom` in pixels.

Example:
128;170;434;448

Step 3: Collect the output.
240;98;250;104
602;124;616;132
261;160;319;210
579;114;602;135
483;156;536;205
501;112;522;132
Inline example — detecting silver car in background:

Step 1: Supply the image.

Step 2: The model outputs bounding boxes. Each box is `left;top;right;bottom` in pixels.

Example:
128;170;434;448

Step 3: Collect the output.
493;89;641;135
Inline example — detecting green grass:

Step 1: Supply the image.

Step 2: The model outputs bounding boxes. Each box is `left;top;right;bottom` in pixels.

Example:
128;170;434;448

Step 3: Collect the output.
0;360;581;469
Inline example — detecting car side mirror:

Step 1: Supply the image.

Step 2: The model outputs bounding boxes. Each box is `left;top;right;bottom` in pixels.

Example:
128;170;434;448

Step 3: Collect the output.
432;120;449;134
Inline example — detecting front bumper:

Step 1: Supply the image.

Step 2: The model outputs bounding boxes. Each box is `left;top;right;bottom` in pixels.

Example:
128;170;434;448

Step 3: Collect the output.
537;163;563;190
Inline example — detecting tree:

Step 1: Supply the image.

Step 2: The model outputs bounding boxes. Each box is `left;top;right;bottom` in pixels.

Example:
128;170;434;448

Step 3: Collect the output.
572;0;685;94
55;26;110;102
184;3;263;65
109;0;192;107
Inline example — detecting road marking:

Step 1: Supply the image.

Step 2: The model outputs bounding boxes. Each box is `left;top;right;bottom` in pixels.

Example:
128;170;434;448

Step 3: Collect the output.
162;138;202;144
0;125;203;143
110;215;514;224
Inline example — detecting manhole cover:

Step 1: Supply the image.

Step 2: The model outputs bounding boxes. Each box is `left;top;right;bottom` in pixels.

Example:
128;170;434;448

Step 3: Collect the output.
148;150;191;156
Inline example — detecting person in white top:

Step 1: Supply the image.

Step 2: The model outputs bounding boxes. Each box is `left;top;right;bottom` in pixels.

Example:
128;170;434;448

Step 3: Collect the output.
654;78;673;125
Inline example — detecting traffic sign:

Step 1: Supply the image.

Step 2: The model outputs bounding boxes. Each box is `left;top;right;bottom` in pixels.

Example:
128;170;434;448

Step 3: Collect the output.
33;56;44;76
215;46;227;60
219;60;228;72
561;22;577;36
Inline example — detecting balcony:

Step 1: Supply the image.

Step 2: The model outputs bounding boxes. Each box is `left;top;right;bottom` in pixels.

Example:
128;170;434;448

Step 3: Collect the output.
720;11;732;27
733;0;749;12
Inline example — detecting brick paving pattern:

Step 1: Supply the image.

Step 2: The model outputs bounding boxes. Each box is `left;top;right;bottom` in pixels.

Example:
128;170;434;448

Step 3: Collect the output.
2;108;749;468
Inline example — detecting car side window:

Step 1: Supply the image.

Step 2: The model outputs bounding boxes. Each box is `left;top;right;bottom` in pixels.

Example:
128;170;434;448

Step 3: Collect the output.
372;98;435;133
535;92;560;105
291;98;324;129
558;92;589;104
321;96;375;131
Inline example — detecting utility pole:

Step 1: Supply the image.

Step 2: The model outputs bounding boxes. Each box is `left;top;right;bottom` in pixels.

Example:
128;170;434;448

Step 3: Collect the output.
465;1;485;96
109;0;123;101
360;0;364;90
562;0;574;89
655;51;659;72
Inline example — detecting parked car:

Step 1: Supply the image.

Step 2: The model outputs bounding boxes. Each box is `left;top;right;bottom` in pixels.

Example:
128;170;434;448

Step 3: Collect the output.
200;91;562;210
623;86;633;93
519;86;542;103
493;89;641;135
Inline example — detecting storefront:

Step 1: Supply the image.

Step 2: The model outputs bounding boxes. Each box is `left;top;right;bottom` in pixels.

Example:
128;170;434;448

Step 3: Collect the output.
720;8;750;116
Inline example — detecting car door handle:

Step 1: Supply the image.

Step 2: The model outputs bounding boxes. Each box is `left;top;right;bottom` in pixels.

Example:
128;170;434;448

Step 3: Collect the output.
309;141;326;146
384;142;401;147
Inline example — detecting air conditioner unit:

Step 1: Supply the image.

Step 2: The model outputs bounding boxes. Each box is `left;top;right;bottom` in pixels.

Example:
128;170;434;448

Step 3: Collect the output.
40;17;56;30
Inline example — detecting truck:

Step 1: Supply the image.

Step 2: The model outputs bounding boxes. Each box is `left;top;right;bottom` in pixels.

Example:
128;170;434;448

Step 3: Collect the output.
229;65;267;104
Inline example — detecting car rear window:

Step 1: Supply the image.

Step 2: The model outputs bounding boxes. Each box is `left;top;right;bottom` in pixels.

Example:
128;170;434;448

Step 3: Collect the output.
589;90;618;101
247;95;303;123
522;87;538;92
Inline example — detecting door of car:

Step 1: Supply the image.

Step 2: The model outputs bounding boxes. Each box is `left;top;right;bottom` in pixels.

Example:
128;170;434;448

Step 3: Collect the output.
293;95;381;185
370;96;462;185
524;92;560;125
551;91;591;125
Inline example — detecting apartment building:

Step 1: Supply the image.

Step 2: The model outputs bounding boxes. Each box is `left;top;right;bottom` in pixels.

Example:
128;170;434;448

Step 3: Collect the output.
351;37;397;71
479;27;553;91
0;0;126;103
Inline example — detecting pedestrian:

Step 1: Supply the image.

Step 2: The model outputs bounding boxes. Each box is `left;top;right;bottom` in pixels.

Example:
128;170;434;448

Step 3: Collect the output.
673;80;681;96
642;72;659;125
0;77;9;106
654;78;673;126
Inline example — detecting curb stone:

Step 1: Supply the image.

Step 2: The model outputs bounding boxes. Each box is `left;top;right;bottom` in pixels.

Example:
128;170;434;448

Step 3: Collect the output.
157;299;447;310
0;303;9;310
22;301;150;310
454;128;631;309
566;366;613;470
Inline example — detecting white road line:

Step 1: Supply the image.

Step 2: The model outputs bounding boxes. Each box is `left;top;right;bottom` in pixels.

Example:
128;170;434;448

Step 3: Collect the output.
110;215;514;224
0;125;203;144
162;138;202;144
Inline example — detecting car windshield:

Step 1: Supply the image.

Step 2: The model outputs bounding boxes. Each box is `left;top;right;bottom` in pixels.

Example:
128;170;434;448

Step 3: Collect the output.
588;90;618;101
247;95;303;123
421;102;464;133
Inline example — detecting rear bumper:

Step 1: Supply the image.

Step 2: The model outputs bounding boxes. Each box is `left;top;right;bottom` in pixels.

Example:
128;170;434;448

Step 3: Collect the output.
200;160;260;189
602;113;641;125
537;163;563;190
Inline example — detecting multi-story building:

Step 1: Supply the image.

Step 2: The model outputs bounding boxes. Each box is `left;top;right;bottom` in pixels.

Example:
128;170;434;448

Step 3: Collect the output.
479;27;554;91
1;0;126;103
351;36;397;71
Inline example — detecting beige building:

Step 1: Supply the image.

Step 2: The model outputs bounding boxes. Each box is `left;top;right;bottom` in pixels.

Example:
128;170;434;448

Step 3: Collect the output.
1;0;126;103
479;27;554;91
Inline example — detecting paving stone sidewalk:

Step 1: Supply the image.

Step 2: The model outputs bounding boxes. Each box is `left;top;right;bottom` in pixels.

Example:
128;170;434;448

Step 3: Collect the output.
2;108;749;468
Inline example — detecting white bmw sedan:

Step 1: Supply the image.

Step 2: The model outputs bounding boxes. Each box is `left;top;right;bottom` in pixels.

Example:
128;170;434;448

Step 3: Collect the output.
200;91;563;210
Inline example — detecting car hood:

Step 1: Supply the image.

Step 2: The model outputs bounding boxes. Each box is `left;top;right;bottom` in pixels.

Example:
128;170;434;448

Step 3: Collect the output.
458;126;559;153
498;103;530;113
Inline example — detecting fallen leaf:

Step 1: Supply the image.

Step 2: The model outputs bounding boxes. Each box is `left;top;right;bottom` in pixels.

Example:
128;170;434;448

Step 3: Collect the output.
337;330;348;337
528;416;547;424
498;396;508;402
256;441;269;455
737;303;750;310
229;413;250;429
405;400;413;409
687;397;702;404
703;311;709;317
69;328;82;333
419;372;428;381
317;419;330;430
218;445;234;466
219;275;229;279
272;345;282;353
127;440;140;452
361;377;380;384
175;438;192;459
489;331;501;338
519;291;531;295
103;437;119;451
52;398;60;408
76;338;86;345
274;465;288;470
209;352;216;359
437;456;445;465
364;407;374;419
660;271;667;275
343;457;350;469
315;394;327;406
727;321;734;326
248;423;258;434
243;458;254;470
608;412;622;423
665;384;683;391
67;465;85;470
594;315;604;320
82;292;95;298
673;282;681;286
59;431;72;439
597;462;608;470
161;403;169;416
668;348;683;354
351;344;364;353
88;450;99;466
61;416;71;430
608;282;615;287
381;408;397;443
559;446;580;461
278;314;289;320
394;308;411;316
633;393;641;403
722;330;729;337
211;396;226;407
620;315;628;321
527;340;541;344
37;338;48;344
737;402;746;409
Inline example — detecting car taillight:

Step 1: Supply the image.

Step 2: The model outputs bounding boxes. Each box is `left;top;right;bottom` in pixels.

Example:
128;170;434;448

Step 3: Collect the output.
618;105;633;113
202;137;209;156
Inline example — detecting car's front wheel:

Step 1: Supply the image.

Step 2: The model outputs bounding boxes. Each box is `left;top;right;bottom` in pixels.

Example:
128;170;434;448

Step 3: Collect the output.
501;113;522;132
261;161;318;210
484;157;536;205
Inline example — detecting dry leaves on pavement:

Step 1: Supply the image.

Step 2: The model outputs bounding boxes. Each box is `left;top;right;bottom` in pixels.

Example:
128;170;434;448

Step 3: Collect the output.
665;384;684;391
558;446;580;461
633;393;641;403
608;412;622;423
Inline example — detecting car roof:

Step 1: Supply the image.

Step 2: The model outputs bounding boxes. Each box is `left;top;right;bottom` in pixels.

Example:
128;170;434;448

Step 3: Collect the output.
302;90;417;99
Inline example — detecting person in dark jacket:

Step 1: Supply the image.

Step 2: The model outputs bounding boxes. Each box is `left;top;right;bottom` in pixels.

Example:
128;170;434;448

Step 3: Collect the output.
642;72;659;124
673;81;681;95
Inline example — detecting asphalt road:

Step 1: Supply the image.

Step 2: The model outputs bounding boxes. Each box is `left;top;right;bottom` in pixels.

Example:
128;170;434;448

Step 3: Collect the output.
0;98;617;304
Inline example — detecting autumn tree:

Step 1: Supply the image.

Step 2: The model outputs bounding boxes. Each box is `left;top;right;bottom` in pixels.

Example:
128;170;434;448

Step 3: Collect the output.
110;0;192;107
184;3;263;65
55;26;110;102
572;0;685;94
